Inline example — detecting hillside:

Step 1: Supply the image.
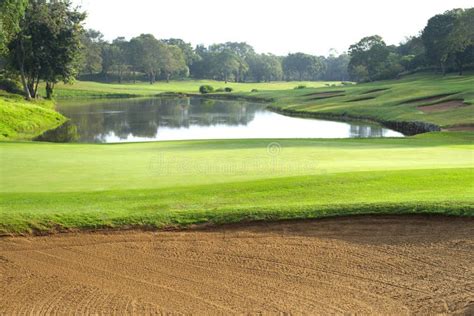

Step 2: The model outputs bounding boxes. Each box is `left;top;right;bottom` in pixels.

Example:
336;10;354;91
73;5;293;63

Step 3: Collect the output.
0;91;66;140
253;73;474;130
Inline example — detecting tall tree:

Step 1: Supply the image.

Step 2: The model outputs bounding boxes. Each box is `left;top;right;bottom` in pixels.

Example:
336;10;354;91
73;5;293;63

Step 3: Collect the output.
0;0;28;57
158;44;187;82
324;51;350;81
8;0;85;99
421;10;460;74
213;49;240;83
248;54;283;82
282;53;322;81
162;38;198;68
348;35;390;81
448;8;474;75
80;29;103;75
132;34;162;84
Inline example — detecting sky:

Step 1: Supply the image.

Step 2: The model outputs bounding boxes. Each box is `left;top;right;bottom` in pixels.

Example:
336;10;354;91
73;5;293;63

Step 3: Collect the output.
71;0;473;56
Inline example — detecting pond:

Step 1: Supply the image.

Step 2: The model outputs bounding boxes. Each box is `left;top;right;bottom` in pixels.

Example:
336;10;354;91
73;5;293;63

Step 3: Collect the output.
37;96;404;143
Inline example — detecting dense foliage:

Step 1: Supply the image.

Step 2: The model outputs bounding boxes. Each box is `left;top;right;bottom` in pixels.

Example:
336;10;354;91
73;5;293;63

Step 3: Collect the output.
0;3;473;96
1;0;85;99
348;8;474;82
76;7;472;84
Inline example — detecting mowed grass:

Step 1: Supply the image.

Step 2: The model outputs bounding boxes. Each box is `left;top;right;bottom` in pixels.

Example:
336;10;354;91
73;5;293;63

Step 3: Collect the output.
0;91;66;140
1;132;473;234
50;80;340;98
252;72;474;128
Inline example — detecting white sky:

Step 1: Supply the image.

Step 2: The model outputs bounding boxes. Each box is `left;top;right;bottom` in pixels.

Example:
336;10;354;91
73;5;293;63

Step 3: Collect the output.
71;0;473;56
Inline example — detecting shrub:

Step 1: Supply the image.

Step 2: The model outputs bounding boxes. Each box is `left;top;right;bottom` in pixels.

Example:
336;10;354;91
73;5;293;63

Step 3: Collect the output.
224;87;233;92
251;89;259;92
215;88;225;92
0;78;23;95
199;85;214;94
294;85;307;89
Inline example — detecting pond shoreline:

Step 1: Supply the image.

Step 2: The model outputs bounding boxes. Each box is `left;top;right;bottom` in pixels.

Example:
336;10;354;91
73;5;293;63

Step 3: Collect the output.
36;94;403;143
35;90;442;142
183;92;441;136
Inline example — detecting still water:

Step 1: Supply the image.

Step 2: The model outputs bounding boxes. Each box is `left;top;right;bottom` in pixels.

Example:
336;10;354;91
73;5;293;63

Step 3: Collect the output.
38;97;403;143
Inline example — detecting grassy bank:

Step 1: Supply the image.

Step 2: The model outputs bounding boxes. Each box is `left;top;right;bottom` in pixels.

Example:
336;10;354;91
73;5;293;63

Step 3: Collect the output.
0;91;66;140
250;73;474;129
1;132;473;234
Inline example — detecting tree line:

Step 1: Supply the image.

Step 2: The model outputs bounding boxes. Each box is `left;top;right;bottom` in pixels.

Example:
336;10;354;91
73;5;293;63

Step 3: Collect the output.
80;35;351;84
77;7;474;84
0;1;472;100
348;8;474;81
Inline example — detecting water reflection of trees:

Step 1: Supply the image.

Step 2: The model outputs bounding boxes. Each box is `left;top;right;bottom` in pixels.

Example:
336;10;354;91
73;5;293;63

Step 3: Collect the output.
58;97;261;142
349;124;384;137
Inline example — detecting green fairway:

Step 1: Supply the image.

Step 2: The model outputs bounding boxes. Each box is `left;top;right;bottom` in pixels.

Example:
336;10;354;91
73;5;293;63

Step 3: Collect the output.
1;74;474;235
50;80;340;98
1;132;473;234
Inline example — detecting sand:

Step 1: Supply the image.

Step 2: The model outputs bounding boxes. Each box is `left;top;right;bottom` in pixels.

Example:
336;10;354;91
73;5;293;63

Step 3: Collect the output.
418;100;468;113
1;216;473;314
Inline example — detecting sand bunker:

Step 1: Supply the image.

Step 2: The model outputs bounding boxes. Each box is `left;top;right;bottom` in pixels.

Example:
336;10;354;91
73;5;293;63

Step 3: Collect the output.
304;91;345;100
403;93;456;104
360;88;389;95
445;124;474;131
418;100;468;112
346;96;376;102
1;216;473;314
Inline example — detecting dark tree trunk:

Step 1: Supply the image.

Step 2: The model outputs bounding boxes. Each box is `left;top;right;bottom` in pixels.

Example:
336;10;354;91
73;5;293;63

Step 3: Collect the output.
19;70;31;100
27;80;35;99
46;82;54;99
440;61;446;75
34;76;40;98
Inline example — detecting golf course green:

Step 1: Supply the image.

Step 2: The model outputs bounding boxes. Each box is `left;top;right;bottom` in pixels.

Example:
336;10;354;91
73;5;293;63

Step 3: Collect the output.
0;73;473;235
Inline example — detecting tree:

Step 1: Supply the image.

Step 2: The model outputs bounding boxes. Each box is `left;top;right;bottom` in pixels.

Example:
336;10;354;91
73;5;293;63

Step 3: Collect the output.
449;8;474;75
0;0;28;57
324;51;350;81
248;54;283;82
8;0;85;99
80;29;103;75
213;49;240;83
110;37;129;83
131;34;162;84
421;10;460;74
282;53;323;81
397;36;426;71
223;42;254;82
162;38;198;68
348;35;390;81
159;44;188;82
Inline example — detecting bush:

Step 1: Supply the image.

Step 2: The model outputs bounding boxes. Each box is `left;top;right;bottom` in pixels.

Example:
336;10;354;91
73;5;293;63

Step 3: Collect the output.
251;89;259;92
199;85;214;94
294;85;307;89
215;88;225;92
224;87;233;92
0;78;23;95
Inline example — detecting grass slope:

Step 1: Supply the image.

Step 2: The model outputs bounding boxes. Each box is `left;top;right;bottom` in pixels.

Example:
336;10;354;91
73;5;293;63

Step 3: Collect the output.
1;132;473;234
251;73;474;128
0;91;66;140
